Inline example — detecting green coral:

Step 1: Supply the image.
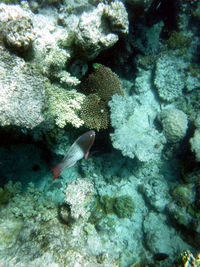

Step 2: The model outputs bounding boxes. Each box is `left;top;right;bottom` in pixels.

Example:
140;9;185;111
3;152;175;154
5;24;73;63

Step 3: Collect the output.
44;83;86;128
0;0;18;4
0;181;21;206
89;194;135;226
80;93;109;131
113;195;135;218
167;31;191;50
188;64;200;77
171;184;192;207
10;182;57;222
187;204;200;219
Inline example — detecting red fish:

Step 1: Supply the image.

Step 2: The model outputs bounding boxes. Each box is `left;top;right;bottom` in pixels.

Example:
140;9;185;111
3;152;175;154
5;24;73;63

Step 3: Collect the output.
51;130;95;181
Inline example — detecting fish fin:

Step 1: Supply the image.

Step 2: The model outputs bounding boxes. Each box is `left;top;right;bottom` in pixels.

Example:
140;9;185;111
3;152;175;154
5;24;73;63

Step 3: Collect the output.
84;151;89;160
67;162;76;168
51;164;62;181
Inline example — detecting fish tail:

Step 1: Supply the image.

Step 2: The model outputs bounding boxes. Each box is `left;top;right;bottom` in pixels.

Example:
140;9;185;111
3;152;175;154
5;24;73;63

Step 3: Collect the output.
51;163;63;181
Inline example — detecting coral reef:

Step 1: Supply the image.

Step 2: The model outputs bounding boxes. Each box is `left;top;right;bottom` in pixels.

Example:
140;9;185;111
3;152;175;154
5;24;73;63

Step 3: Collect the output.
0;0;199;266
158;108;188;143
173;249;200;266
0;4;34;53
0;47;45;129
190;128;200;162
154;54;187;102
171;184;194;207
80;94;109;131
44;84;85;128
109;94;165;161
81;63;124;102
2;16;34;53
75;0;129;59
64;178;94;220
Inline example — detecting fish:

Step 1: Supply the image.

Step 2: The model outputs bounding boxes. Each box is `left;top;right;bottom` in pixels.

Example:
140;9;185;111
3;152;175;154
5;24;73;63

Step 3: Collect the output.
51;130;95;181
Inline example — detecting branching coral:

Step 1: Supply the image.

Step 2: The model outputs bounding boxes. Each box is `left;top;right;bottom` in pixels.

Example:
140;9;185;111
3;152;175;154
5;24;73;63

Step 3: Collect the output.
44;84;85;128
80;94;109;131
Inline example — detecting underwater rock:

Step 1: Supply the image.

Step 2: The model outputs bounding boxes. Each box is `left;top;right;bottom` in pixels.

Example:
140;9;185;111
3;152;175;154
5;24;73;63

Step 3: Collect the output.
75;0;129;59
0;47;46;129
158;108;188;143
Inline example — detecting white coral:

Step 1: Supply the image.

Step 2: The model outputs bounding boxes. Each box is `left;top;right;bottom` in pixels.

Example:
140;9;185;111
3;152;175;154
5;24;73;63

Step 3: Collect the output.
190;128;200;162
75;0;129;59
159;108;188;143
64;178;94;220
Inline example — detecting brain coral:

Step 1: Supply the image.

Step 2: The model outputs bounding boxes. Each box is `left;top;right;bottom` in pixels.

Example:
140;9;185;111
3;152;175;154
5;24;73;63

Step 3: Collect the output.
0;4;34;53
80;94;109;131
158;108;188;143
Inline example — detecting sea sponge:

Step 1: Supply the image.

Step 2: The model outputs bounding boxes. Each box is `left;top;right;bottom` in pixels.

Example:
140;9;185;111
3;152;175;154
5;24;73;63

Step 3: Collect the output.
80;94;109;131
158;108;188;143
81;64;124;102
